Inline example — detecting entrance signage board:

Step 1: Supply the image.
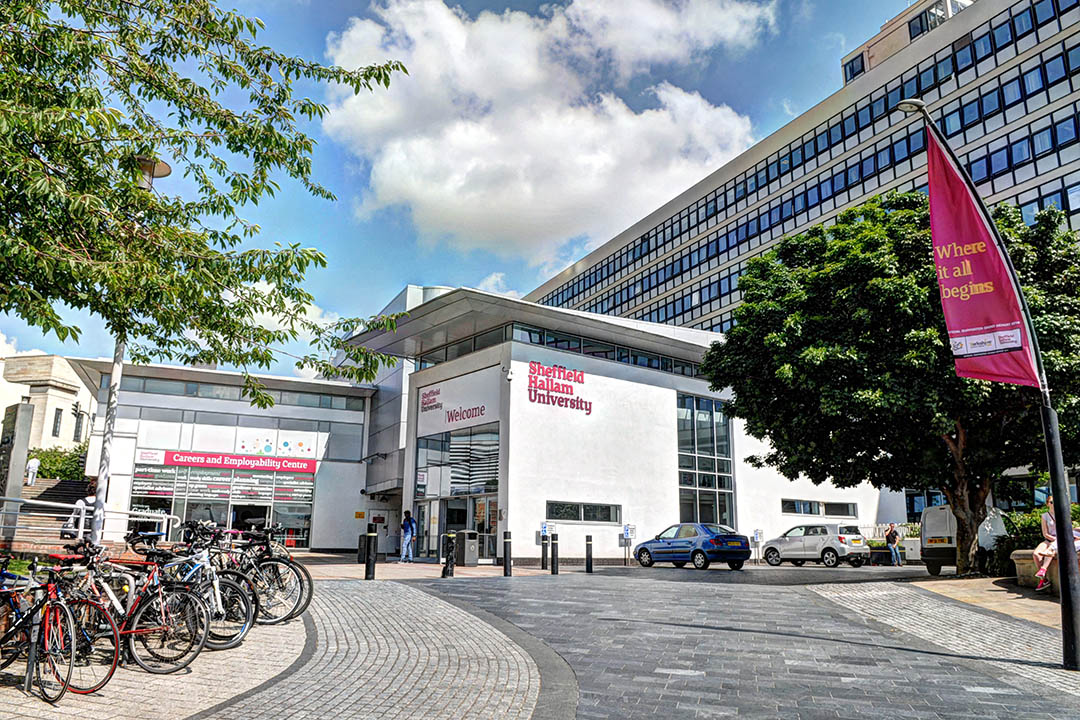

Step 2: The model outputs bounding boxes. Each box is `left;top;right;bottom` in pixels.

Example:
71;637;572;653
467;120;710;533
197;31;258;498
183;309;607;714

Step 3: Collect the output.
417;366;502;436
541;522;555;536
623;524;636;539
164;450;316;474
231;469;275;501
526;362;593;415
131;464;178;497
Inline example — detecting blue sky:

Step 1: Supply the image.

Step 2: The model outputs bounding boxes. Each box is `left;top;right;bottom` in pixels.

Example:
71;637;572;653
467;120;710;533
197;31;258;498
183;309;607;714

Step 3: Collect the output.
1;0;906;375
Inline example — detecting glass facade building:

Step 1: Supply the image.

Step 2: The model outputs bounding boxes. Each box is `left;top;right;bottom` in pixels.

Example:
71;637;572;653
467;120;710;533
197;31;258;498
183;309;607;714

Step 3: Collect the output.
526;0;1080;335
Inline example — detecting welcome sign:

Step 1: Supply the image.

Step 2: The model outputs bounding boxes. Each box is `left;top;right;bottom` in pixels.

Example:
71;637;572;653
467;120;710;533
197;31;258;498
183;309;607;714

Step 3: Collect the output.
417;365;502;436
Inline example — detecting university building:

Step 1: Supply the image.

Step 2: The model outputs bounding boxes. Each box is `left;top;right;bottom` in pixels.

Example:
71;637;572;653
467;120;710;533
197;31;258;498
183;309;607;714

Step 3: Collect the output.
526;0;1079;521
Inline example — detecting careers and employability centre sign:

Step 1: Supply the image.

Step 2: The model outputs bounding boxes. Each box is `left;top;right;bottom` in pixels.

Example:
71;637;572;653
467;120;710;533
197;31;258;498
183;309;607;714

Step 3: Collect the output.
159;450;317;474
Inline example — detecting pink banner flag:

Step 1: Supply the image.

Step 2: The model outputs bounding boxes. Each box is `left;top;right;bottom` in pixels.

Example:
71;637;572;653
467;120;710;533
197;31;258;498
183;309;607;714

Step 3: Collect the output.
925;122;1040;388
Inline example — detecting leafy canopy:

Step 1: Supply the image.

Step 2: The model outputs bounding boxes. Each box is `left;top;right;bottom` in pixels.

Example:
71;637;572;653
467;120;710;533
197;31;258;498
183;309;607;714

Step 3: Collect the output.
0;0;408;405
701;192;1080;496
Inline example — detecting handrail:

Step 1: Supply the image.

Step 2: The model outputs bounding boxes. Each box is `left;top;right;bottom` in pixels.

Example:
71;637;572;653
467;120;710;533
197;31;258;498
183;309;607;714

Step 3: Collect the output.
0;495;180;540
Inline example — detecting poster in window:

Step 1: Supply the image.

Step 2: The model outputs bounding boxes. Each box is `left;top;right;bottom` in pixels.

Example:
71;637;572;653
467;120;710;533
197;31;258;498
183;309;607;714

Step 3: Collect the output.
231;469;275;501
186;466;232;500
273;472;314;502
131;464;177;497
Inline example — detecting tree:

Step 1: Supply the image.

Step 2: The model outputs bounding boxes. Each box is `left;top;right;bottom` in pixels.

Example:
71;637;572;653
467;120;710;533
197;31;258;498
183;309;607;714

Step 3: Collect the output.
700;192;1080;574
29;442;90;483
0;1;409;404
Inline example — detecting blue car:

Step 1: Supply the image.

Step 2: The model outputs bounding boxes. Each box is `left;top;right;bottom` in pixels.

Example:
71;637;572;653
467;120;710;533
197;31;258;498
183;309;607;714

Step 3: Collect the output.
634;523;751;570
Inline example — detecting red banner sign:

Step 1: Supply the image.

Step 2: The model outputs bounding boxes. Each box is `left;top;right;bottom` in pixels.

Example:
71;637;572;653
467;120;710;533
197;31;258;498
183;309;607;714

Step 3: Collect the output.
163;450;317;474
926;123;1040;388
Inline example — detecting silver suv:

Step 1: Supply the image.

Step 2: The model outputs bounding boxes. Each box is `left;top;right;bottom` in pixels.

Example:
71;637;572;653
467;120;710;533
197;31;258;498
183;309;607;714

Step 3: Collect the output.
762;523;869;568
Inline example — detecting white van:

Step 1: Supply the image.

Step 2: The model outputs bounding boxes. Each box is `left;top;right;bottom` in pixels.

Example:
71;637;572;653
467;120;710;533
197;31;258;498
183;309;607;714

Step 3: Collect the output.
920;504;1007;575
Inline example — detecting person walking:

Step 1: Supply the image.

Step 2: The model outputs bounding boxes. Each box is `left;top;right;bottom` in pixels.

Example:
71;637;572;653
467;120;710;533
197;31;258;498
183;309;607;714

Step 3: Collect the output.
24;456;40;487
400;510;418;563
886;522;902;567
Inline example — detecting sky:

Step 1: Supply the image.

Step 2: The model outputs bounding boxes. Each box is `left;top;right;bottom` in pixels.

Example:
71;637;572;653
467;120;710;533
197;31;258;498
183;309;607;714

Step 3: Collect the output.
1;0;907;377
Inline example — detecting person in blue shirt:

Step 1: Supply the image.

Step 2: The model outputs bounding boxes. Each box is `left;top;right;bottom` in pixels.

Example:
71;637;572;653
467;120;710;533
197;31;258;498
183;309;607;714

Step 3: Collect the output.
400;510;418;563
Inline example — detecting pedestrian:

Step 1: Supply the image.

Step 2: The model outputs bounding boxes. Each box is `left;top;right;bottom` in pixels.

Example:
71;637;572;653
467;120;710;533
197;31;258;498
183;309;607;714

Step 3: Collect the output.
400;510;418;563
1033;496;1080;591
61;492;95;539
24;456;40;486
886;522;902;567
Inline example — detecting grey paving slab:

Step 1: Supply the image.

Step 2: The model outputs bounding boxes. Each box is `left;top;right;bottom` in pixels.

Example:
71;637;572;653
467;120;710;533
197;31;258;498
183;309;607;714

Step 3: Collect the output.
416;573;1080;719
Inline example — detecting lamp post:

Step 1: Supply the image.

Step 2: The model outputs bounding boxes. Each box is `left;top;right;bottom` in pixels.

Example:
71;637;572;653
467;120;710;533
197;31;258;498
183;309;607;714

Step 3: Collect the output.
91;157;171;545
898;98;1080;670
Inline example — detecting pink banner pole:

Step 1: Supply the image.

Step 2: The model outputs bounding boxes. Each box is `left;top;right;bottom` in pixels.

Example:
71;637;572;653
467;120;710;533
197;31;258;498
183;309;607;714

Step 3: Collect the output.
902;98;1080;670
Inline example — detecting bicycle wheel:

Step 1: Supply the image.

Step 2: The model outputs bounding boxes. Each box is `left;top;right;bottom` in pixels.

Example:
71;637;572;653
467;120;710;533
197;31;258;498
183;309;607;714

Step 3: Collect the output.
36;600;75;703
284;559;313;621
217;569;261;622
67;598;120;694
0;601;30;671
127;588;209;674
201;578;254;651
252;559;303;625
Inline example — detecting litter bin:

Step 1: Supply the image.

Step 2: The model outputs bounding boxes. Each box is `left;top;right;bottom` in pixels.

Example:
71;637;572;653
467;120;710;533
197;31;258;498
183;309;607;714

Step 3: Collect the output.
455;530;479;567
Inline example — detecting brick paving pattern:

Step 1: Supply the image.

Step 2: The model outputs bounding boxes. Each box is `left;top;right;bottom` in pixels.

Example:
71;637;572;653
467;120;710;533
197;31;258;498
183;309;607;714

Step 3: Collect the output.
0;612;305;720
811;581;1080;697
206;580;539;720
420;574;1080;719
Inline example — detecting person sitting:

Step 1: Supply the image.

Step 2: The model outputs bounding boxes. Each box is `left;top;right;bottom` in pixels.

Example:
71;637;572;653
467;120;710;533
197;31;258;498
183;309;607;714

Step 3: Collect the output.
1033;497;1080;591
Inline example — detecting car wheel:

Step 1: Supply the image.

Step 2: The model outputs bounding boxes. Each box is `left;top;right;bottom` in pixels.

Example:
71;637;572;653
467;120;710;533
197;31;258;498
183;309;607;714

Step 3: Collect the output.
764;548;782;566
790;560;805;567
691;550;710;570
822;548;839;568
926;562;942;576
672;561;686;568
637;549;654;567
848;557;864;568
727;560;744;571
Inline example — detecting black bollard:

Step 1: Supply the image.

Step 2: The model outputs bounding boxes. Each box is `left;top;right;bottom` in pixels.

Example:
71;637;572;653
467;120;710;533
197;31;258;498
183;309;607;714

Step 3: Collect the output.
503;531;512;577
551;532;559;575
586;534;593;574
357;531;365;564
442;532;456;578
364;522;377;580
541;534;549;570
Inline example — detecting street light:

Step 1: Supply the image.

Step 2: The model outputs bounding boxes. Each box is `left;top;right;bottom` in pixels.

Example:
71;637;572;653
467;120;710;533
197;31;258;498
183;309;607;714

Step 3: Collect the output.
898;99;1080;670
91;156;172;545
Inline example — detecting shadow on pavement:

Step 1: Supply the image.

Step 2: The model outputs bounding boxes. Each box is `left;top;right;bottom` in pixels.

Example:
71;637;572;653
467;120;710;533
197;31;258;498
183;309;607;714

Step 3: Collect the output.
596;615;1061;671
595;563;954;585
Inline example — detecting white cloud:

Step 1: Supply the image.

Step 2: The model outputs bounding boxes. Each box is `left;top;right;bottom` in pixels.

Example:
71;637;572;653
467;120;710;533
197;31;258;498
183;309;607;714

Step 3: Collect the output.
247;282;340;341
824;31;847;50
781;98;799;118
323;1;765;270
475;272;522;299
0;331;45;360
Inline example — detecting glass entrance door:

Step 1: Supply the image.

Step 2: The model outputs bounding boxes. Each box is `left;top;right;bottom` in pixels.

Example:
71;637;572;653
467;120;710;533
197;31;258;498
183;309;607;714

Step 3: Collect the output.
230;504;270;531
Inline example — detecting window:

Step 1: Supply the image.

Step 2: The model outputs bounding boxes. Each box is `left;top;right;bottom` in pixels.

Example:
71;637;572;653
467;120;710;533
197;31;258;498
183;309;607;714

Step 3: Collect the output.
1033;127;1054;156
1070;44;1080;73
992;21;1012;49
861;155;876;178
981;90;1001;116
909;13;927;40
196;384;242;401
1023;67;1044;95
902;76;918;99
119;375;144;391
784;527;806;537
658;525;679;540
676;525;698;539
970;156;989;183
961;100;980;128
583;503;621;523
51;408;63;437
936;55;953;81
1013;8;1034;38
824;502;858;517
1022;200;1039;226
829;124;842;145
943;110;962;136
857;106;871;129
842;115;856;138
545;331;581;352
1011;138;1032;166
782;499;821;515
73;413;84;442
955;43;973;71
909;128;925;154
546;502;581;521
973;32;993;60
1057;117;1078;146
143;378;185;395
990;147;1010;176
1001;78;1023;107
919;67;935;91
876;147;891;169
1034;0;1055;25
872;97;886;119
513;324;544;344
582;339;615;360
893;136;909;162
1046;56;1067;85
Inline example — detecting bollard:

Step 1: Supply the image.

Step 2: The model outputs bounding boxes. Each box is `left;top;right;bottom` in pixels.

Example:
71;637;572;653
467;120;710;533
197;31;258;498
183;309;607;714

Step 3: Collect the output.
503;531;512;577
442;532;456;578
364;522;377;580
551;532;559;575
357;531;365;564
586;535;593;574
541;534;549;570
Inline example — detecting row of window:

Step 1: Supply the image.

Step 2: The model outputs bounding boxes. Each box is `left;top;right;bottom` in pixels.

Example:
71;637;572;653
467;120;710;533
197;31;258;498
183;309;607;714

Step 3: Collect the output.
102;373;366;411
676;394;731;459
417;322;703;377
781;499;859;517
968;106;1080;181
545;501;622;523
113;403;361;436
907;0;954;42
540;0;1076;312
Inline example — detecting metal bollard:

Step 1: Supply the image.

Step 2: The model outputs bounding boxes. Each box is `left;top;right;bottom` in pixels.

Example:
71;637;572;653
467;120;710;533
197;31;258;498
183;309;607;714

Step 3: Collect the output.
586;534;593;574
551;532;559;575
541;534;549;570
503;531;512;577
442;532;456;578
357;532;365;564
364;522;377;580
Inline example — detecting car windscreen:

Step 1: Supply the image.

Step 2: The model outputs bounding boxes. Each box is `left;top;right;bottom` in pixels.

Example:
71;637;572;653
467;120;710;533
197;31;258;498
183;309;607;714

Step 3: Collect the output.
703;524;736;535
839;525;861;535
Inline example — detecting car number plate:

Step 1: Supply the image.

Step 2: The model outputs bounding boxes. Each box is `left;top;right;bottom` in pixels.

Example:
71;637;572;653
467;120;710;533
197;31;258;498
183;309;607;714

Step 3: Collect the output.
851;539;862;545
926;537;949;545
726;541;743;546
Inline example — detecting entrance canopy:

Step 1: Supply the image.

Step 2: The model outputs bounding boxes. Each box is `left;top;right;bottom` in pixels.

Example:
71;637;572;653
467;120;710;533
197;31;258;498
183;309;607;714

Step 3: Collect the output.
348;287;721;362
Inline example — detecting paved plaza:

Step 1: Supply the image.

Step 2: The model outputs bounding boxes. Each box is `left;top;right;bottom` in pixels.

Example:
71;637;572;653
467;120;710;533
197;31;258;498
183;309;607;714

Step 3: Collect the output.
1;568;1079;719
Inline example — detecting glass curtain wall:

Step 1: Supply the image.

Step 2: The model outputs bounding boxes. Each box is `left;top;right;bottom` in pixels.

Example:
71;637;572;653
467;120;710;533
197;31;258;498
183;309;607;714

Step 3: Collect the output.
677;395;734;527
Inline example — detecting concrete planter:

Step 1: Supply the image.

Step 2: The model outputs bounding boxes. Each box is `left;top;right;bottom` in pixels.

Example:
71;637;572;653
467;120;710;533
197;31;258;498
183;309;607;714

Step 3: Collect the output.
903;538;921;560
869;547;906;565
